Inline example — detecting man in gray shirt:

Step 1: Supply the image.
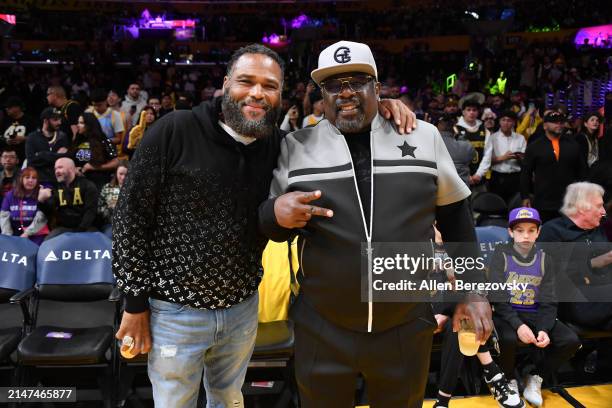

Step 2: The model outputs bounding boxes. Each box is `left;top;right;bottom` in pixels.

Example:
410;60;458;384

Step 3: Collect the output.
438;113;475;187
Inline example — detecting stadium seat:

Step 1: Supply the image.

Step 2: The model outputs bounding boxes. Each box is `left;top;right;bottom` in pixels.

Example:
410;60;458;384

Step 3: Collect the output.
507;192;523;213
12;232;119;407
472;192;508;227
242;240;298;407
0;236;37;386
475;226;510;267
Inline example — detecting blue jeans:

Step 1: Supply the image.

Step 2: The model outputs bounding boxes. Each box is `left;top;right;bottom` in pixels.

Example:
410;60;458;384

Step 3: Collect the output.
148;293;258;408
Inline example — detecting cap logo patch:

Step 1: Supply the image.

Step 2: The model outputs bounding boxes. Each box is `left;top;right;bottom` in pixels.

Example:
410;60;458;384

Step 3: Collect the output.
517;209;533;219
334;47;351;64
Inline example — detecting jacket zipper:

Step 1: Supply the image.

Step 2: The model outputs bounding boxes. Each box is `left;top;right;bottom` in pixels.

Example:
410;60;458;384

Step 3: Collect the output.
339;127;374;332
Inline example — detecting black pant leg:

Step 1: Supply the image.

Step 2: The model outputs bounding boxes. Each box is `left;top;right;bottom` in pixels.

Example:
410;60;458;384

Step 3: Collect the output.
364;316;436;408
494;315;520;379
535;320;581;379
292;298;359;408
437;321;465;395
490;171;521;204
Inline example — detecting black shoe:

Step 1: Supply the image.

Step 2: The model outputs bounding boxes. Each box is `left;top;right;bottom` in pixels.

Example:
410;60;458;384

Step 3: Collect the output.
485;372;526;408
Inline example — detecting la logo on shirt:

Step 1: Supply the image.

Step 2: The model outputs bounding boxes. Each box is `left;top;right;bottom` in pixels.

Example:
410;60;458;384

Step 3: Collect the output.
58;187;84;206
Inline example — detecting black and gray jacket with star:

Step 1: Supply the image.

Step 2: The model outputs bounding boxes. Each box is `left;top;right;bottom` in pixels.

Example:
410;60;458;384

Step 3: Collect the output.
112;97;283;313
259;116;477;333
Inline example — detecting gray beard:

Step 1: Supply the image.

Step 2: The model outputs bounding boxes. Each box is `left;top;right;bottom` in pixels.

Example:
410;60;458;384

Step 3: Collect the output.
335;97;366;133
221;91;280;139
336;112;366;133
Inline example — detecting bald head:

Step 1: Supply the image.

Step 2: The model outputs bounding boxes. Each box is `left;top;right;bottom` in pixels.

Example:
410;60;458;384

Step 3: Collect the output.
55;157;76;185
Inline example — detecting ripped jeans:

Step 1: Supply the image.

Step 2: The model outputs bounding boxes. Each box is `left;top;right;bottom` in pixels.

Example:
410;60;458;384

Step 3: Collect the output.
148;293;258;408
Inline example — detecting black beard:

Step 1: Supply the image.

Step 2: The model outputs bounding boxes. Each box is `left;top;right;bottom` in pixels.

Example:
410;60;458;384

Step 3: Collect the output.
221;91;281;139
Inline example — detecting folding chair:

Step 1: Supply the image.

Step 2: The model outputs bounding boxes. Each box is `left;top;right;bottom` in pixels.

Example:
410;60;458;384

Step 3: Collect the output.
0;235;37;388
12;232;120;408
473;192;508;227
243;239;298;407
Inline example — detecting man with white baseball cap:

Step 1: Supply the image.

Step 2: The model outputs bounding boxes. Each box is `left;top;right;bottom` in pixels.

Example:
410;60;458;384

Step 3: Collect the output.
310;40;378;85
259;40;492;407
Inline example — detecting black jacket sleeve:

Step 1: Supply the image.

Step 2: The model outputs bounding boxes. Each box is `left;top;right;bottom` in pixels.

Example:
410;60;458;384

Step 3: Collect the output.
258;136;295;242
112;116;170;313
78;179;99;230
258;198;295;242
436;198;486;285
26;132;68;168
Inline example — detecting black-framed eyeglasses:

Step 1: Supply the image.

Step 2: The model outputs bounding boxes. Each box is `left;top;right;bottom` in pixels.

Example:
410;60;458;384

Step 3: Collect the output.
320;75;374;95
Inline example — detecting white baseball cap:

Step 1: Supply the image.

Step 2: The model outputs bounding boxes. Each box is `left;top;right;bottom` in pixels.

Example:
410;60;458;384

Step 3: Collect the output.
311;41;378;85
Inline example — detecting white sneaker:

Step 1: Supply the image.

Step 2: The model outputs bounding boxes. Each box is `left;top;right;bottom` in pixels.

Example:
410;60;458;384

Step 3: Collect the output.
509;379;520;395
523;374;543;407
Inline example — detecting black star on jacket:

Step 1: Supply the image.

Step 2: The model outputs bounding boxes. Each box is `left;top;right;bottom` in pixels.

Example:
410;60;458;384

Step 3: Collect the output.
397;141;417;157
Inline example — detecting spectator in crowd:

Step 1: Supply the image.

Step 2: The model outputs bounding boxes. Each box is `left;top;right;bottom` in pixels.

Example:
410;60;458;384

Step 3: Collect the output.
521;111;587;223
70;73;90;97
47;85;83;142
490;94;507;117
472;111;526;203
107;89;126;119
201;79;216;101
517;104;543;142
0;167;48;245
127;106;156;153
280;104;302;132
1;96;38;163
538;182;612;331
121;83;148;127
576;112;603;168
158;93;175;117
438;113;474;187
70;112;119;191
97;160;128;237
88;88;125;146
175;93;193;110
491;207;580;407
107;89;131;159
113;44;289;408
301;88;324;128
147;96;162;117
481;108;498;134
0;147;20;201
452;70;470;97
443;96;460;117
40;157;99;240
454;93;490;183
25;107;70;188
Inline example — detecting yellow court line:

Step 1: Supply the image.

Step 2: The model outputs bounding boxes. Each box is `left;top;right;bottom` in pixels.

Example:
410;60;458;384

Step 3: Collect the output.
356;383;612;407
